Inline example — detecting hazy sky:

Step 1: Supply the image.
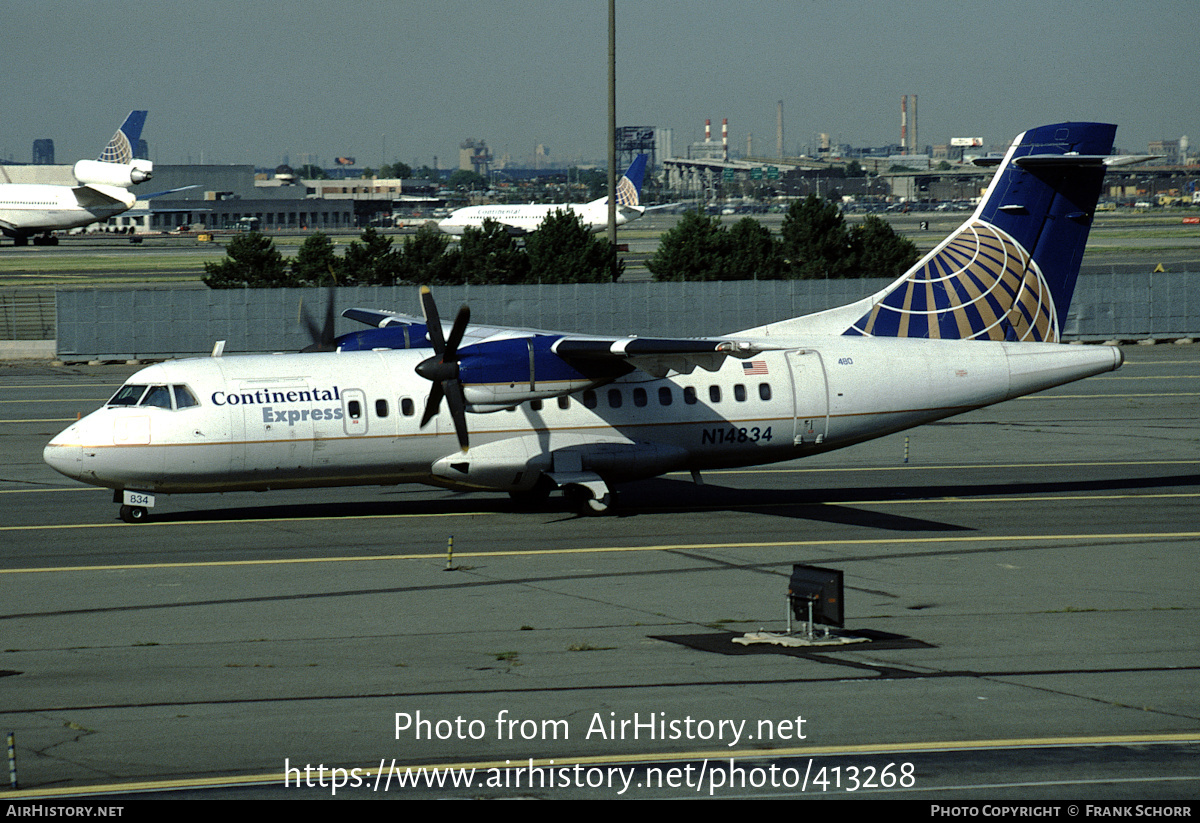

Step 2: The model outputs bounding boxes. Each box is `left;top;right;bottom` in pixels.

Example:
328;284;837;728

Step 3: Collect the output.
3;0;1197;168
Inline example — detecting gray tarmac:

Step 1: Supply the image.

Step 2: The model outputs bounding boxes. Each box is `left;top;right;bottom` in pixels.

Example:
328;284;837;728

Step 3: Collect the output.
1;345;1197;799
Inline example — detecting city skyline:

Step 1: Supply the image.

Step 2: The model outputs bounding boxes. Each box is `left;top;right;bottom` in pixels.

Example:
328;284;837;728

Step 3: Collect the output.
3;0;1196;169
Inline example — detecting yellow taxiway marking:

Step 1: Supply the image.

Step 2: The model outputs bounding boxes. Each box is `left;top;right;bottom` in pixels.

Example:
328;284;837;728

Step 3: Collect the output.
7;732;1198;799
2;530;1198;575
702;459;1200;475
1019;392;1200;399
0;397;110;403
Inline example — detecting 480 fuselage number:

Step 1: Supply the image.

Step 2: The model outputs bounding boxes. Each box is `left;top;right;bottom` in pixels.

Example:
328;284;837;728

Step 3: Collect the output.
701;426;772;445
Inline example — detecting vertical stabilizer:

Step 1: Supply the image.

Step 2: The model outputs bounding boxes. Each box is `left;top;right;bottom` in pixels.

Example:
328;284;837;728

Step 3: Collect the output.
98;111;148;165
615;154;648;207
841;122;1116;342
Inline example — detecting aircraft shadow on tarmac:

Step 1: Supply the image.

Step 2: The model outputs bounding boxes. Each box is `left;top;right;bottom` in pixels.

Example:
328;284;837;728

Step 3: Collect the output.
134;472;1200;530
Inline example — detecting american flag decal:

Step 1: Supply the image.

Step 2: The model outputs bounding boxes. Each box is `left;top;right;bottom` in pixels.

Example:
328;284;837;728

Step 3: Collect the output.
742;360;768;375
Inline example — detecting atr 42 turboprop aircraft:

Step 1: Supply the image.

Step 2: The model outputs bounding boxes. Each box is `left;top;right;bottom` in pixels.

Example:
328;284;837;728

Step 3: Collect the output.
0;111;152;246
48;123;1138;522
437;154;652;236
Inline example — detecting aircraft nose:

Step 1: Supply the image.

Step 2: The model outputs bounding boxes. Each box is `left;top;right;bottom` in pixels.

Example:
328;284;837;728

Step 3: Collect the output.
44;432;84;481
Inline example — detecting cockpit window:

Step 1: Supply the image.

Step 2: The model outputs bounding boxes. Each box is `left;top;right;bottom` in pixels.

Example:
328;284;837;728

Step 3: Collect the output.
173;385;199;409
108;383;198;410
108;384;148;406
141;385;173;409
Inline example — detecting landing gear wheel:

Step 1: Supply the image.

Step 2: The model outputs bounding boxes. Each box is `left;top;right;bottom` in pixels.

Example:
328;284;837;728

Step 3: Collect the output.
119;505;148;524
563;484;612;516
585;493;611;515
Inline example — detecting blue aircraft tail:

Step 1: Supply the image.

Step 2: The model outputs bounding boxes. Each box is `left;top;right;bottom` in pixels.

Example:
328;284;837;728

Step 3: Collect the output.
97;111;148;165
615;154;648;207
842;122;1116;342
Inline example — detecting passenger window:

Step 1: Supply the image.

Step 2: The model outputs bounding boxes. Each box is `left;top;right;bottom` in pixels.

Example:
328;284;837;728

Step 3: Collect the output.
400;397;415;417
141;385;172;409
607;388;623;408
658;387;673;406
375;399;389;418
530;399;543;411
709;385;721;403
683;386;697;405
173;385;199;408
734;384;747;402
633;388;647;407
109;384;148;406
759;383;772;401
582;390;597;409
557;396;570;410
348;400;361;419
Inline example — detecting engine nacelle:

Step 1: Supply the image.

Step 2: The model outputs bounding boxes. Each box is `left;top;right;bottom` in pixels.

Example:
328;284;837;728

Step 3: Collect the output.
458;335;628;407
73;159;153;188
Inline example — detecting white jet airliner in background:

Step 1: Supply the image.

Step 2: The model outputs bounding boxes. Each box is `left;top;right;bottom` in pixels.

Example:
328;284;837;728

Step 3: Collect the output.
0;111;152;246
46;122;1138;522
437;154;652;236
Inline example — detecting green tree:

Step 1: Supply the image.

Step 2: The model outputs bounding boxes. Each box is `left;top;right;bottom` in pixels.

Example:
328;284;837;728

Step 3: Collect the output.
571;167;609;201
780;194;855;278
290;232;340;286
380;161;413;179
396;223;453;284
726;217;784;280
447;169;488;191
525;209;622;283
202;232;289;288
849;214;919;278
340;227;401;285
297;164;327;179
647;209;732;281
439;219;529;285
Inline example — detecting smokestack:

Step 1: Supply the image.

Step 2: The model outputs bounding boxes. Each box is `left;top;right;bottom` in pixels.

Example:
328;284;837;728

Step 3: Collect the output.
705;119;712;142
777;100;784;159
722;118;728;161
901;95;908;155
911;94;918;154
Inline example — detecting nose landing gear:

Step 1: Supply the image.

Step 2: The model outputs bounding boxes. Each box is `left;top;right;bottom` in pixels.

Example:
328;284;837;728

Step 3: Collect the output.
119;504;149;523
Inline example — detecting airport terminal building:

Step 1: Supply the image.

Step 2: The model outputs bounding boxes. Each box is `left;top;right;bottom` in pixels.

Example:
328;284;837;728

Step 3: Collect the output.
1;162;427;234
141;165;357;232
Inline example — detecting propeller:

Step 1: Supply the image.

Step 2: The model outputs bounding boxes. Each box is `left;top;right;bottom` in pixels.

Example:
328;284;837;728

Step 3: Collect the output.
299;281;339;352
414;286;472;452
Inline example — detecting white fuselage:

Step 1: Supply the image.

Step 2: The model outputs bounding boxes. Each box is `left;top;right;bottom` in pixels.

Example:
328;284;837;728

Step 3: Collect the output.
0;182;136;235
437;200;640;236
44;338;1122;499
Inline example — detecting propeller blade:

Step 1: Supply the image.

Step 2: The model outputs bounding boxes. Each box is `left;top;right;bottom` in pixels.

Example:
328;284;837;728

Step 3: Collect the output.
414;287;473;451
419;286;445;352
443;378;470;452
444;304;470;357
420;380;444;428
300;283;338;352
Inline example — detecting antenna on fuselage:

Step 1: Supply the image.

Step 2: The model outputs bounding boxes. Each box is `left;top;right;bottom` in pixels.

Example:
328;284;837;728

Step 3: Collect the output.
211;340;225;357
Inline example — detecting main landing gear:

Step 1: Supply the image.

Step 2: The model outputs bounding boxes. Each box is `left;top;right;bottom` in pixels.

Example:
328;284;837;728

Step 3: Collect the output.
562;483;612;516
509;475;614;515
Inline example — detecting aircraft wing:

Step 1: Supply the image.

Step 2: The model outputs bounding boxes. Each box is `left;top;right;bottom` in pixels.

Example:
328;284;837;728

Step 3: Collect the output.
138;184;200;199
342;307;551;345
340;306;775;378
551;336;772;377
